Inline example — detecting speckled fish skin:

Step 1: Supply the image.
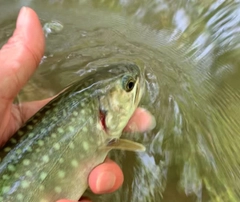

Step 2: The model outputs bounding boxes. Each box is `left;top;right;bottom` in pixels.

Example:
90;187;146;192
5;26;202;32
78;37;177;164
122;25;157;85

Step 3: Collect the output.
0;63;144;202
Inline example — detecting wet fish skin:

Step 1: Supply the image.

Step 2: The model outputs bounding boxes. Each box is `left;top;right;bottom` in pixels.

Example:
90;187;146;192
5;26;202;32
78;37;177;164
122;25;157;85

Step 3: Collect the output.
0;63;144;202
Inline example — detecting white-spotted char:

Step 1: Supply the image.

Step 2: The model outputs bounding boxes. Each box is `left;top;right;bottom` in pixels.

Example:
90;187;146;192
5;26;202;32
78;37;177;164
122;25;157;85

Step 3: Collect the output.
0;63;145;202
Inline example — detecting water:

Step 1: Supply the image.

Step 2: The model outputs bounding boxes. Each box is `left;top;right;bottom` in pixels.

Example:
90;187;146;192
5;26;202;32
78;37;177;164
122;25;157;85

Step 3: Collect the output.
1;0;240;201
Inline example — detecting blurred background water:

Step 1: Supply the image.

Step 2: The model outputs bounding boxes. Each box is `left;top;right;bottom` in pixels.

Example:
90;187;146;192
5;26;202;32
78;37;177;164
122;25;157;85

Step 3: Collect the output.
1;0;240;201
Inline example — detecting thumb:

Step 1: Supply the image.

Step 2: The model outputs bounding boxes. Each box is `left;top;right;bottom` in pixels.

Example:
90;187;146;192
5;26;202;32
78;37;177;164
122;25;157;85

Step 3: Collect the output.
0;7;45;102
0;7;44;144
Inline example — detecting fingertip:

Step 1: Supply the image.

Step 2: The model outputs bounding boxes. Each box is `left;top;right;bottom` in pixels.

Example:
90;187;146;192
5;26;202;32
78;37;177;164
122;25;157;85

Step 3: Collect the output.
16;6;45;64
79;197;91;202
0;7;45;100
56;200;76;202
125;107;156;132
88;159;123;194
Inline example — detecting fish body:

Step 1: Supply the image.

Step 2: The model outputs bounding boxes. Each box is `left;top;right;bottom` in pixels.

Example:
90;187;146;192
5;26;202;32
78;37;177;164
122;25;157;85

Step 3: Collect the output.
0;63;145;202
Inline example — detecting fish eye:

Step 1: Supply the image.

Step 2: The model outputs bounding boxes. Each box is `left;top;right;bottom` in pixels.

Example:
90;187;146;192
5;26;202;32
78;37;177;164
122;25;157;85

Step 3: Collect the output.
122;75;136;92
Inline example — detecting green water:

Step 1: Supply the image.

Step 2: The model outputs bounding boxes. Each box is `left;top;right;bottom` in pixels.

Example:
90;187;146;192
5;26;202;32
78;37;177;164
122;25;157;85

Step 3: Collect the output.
1;0;240;201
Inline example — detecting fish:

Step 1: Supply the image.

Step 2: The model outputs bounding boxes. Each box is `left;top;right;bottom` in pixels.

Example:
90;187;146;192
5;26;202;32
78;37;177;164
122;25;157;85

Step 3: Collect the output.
0;63;145;202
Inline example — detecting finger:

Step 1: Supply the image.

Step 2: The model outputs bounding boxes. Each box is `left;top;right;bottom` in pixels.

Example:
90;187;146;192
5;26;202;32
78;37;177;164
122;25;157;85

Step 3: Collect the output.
124;107;156;132
56;198;91;202
88;158;123;194
0;7;44;102
0;7;44;143
78;197;91;202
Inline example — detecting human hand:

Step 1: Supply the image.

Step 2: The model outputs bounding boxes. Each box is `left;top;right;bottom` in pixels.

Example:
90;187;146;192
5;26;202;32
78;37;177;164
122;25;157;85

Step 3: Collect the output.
0;7;155;202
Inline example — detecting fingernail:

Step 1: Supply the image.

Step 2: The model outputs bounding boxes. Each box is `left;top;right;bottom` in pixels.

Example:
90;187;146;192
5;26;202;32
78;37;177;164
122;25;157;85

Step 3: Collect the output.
127;122;138;132
78;197;91;202
138;108;156;131
96;171;116;193
56;200;76;202
17;7;29;27
149;113;156;130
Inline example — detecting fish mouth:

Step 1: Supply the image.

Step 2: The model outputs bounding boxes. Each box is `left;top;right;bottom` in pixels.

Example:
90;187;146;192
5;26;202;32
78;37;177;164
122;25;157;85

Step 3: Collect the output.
99;109;107;132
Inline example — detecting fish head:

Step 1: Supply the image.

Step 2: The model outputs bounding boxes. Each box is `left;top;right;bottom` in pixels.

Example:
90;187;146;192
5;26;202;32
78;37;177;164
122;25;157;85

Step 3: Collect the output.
98;63;144;139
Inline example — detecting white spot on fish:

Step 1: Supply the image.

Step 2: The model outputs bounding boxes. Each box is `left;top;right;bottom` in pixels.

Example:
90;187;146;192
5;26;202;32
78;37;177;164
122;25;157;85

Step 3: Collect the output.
42;118;48;124
2;186;10;194
8;164;16;172
54;186;62;193
57;128;64;134
26;146;32;152
81;110;86;115
17;130;24;136
2;175;10;180
45;110;51;115
27;125;33;130
71;159;78;167
10;138;17;144
16;149;22;155
21;180;30;188
73;111;78;116
83;142;89;151
26;171;33;177
40;128;46;134
42;155;50;163
69;142;75;149
52;102;58;106
71;117;76;122
81;102;85;107
89;118;94;125
51;116;58;121
28;133;35;138
58;170;65;178
82;127;88;132
14;173;20;178
17;194;24;200
4;147;11;152
35;112;41;117
23;159;31;166
38;140;44;146
40;172;48;181
40;198;49;202
68;126;75;132
32;119;38;123
59;158;64;164
51;133;57;138
39;185;45;191
53;143;60;150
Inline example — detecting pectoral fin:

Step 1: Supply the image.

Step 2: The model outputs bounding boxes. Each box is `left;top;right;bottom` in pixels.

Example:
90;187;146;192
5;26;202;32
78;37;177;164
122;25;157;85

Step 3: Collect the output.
107;139;145;152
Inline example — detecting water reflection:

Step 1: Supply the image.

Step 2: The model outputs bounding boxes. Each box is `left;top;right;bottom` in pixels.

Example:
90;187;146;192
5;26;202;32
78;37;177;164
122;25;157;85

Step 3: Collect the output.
1;0;240;201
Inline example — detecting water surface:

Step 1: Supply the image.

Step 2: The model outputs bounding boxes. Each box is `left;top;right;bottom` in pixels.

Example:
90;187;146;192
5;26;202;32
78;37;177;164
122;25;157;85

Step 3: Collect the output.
1;1;240;201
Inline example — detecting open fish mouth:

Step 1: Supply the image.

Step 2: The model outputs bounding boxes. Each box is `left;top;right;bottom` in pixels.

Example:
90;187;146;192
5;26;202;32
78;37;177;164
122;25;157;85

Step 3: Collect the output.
99;109;107;132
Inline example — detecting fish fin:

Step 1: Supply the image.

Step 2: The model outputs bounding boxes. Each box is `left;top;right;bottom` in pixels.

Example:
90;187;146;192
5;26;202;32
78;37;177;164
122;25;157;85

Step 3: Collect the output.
107;139;145;152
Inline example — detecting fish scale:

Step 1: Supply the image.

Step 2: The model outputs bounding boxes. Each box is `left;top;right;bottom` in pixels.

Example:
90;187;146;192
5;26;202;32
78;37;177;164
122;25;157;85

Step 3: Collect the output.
0;63;145;202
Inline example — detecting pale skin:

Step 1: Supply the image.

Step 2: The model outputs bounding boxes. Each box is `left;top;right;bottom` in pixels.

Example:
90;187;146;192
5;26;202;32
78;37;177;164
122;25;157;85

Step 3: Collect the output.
0;7;155;202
